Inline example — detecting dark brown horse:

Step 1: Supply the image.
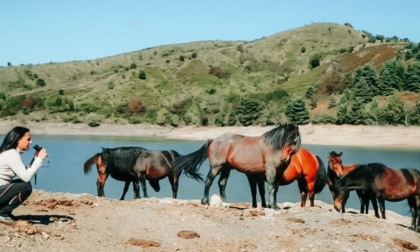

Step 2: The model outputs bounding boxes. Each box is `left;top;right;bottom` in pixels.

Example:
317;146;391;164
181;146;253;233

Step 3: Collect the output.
247;147;327;208
83;147;201;200
172;124;301;210
328;151;379;218
333;163;420;232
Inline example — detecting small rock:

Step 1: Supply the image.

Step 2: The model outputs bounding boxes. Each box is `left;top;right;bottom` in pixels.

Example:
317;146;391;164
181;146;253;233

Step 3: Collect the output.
209;194;223;207
128;238;161;247
177;230;200;239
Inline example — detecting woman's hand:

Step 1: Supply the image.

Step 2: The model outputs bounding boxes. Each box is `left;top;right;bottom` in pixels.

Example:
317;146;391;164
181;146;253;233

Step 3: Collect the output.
36;148;48;159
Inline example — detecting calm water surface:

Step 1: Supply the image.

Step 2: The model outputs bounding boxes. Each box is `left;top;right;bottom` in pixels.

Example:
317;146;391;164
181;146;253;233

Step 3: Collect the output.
9;134;420;217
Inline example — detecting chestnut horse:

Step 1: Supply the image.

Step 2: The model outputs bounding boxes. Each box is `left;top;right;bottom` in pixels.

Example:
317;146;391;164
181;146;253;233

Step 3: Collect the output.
333;163;420;232
246;147;327;208
172;123;301;210
83;147;201;200
328;151;379;217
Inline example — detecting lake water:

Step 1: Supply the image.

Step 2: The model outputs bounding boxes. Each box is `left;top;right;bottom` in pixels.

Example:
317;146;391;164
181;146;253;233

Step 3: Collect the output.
8;134;420;217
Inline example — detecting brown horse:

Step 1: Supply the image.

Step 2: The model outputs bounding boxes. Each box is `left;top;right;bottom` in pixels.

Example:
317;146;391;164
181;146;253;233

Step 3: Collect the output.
83;147;201;200
172;123;301;210
328;151;379;218
246;147;327;208
333;163;420;232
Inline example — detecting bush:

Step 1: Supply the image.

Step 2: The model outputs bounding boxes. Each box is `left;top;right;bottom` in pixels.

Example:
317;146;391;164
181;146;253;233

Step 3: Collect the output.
309;54;321;69
36;78;46;87
139;70;146;80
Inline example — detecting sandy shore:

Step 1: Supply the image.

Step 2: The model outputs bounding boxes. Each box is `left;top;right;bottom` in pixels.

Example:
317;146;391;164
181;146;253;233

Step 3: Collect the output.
0;120;419;148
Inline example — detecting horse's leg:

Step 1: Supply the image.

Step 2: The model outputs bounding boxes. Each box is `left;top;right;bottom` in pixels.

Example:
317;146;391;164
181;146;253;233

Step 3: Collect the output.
96;159;108;197
377;197;386;219
256;173;267;208
96;173;108;197
370;193;380;218
137;177;148;198
341;190;350;213
168;174;179;198
131;180;140;199
246;174;258;208
120;181;131;200
304;177;317;207
202;166;221;205
355;190;365;214
416;197;420;232
406;196;419;231
266;171;280;210
218;166;231;203
297;178;309;207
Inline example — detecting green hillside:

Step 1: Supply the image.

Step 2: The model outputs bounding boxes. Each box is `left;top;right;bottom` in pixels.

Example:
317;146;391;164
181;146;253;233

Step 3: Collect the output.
1;22;419;127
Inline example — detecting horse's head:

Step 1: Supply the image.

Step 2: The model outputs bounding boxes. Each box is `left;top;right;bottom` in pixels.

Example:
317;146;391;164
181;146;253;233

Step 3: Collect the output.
262;123;301;163
280;124;301;163
328;151;344;177
332;178;349;212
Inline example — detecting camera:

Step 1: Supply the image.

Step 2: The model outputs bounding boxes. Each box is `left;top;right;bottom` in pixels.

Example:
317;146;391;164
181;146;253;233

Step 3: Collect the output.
33;144;43;151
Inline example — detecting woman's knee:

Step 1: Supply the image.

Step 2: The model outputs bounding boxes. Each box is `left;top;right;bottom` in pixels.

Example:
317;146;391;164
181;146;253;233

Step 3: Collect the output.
18;182;32;199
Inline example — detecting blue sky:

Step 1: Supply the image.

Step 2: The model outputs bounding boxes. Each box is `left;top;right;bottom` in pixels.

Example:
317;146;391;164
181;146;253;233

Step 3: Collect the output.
1;1;419;66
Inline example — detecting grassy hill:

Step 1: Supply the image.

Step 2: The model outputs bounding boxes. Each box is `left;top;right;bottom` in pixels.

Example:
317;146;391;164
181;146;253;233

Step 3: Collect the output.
0;22;418;127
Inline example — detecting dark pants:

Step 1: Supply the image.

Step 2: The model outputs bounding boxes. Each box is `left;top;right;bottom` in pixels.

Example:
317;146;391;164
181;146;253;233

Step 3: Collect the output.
0;181;32;216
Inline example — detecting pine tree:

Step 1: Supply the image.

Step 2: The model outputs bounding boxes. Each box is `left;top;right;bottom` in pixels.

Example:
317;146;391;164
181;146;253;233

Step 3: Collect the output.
377;60;405;93
407;102;420;125
377;95;405;125
353;78;372;103
377;68;395;95
285;98;310;125
353;64;378;95
404;62;420;92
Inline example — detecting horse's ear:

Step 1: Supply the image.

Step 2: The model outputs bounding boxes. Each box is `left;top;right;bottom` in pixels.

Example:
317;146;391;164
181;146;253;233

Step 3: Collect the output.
338;152;343;157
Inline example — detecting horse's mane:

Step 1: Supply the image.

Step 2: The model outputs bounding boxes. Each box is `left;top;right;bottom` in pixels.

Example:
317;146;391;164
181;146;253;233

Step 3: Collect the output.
262;123;301;151
337;164;379;190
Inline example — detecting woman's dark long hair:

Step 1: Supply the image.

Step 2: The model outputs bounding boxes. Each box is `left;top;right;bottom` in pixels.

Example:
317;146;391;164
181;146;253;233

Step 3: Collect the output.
0;126;30;153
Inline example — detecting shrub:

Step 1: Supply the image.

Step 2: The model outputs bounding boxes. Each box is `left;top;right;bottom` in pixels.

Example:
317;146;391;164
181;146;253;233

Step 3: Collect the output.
36;78;46;87
309;54;321;69
128;97;144;114
139;70;146;80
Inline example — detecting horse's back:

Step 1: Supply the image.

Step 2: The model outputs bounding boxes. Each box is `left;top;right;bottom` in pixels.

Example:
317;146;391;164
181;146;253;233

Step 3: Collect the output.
368;163;420;199
210;134;266;172
277;147;318;184
289;147;318;172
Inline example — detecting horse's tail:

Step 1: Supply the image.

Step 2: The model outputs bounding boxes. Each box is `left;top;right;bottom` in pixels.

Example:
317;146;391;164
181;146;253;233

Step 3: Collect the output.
314;155;327;194
84;153;101;175
173;140;212;182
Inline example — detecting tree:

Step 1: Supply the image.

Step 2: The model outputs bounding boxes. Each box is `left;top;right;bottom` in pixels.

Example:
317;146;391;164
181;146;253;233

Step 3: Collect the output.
377;68;395;96
352;78;372;103
377;60;405;93
377;95;405;125
305;86;315;99
353;64;378;95
404;62;420;92
285;98;310;124
234;99;263;126
407;102;420;125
